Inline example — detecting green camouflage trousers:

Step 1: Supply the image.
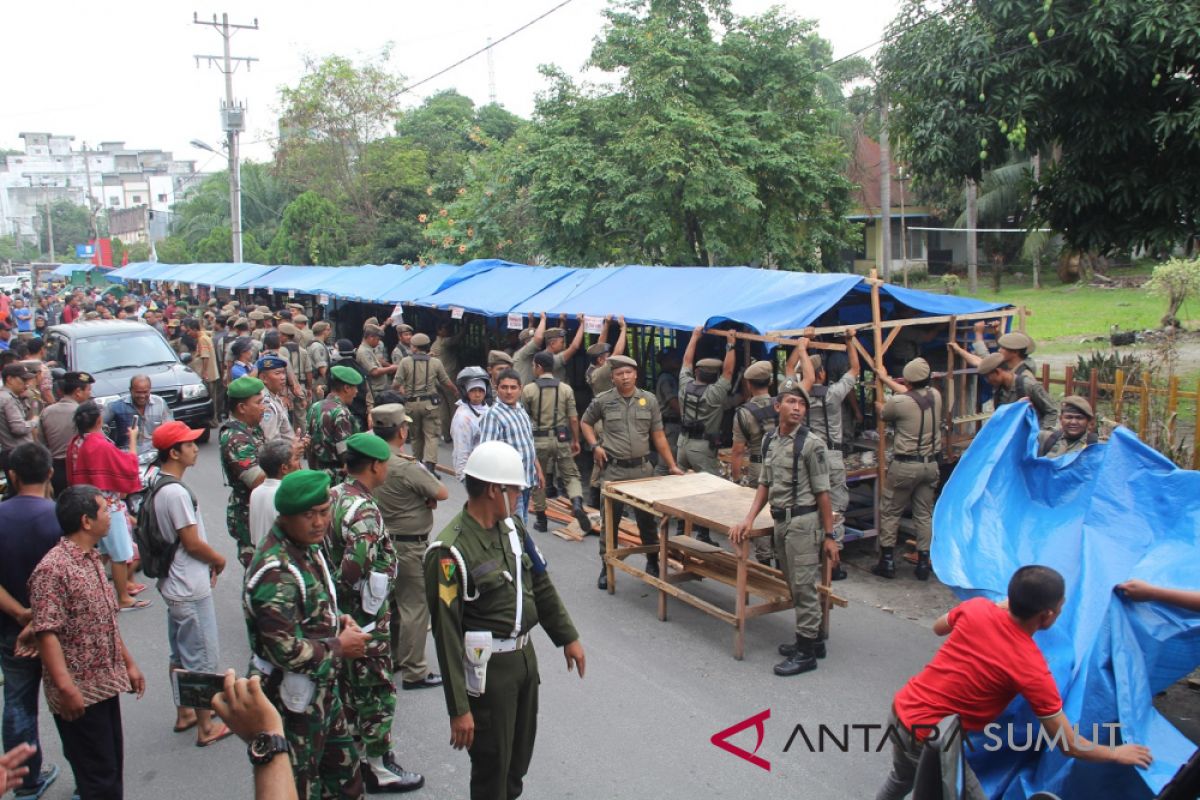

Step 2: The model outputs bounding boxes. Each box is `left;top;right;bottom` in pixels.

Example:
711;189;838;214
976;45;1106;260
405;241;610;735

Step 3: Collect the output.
340;656;395;759
226;499;255;568
269;679;363;800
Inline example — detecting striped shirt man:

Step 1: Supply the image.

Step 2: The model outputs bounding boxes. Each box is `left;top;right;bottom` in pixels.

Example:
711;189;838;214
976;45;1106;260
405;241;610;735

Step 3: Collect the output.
478;398;538;489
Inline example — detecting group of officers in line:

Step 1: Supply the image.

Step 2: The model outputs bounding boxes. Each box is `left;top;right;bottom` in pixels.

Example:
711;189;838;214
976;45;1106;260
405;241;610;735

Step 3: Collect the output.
80;287;1100;800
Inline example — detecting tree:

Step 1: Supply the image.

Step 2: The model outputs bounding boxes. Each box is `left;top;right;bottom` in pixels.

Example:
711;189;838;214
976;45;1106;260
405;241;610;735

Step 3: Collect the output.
268;191;348;265
0;235;40;263
153;236;194;265
1145;258;1200;328
879;0;1200;255
39;200;93;260
194;226;266;264
169;163;292;256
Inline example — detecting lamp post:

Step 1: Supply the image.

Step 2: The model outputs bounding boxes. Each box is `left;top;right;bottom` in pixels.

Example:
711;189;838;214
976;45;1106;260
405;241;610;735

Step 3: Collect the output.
190;138;242;262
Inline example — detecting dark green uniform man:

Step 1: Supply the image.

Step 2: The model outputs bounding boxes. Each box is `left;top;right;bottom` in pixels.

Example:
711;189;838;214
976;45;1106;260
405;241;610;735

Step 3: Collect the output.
306;365;362;480
730;378;838;676
395;333;456;469
328;433;424;793
425;440;585;800
221;375;268;567
1038;395;1098;457
731;360;779;564
243;469;370;800
580;355;684;590
874;358;943;581
522;350;591;534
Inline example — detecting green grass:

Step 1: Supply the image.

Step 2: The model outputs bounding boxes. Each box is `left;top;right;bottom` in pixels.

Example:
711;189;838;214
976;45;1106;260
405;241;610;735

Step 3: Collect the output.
972;284;1166;340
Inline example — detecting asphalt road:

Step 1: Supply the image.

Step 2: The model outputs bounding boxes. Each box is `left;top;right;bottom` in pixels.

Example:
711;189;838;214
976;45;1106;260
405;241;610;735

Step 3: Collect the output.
21;441;943;799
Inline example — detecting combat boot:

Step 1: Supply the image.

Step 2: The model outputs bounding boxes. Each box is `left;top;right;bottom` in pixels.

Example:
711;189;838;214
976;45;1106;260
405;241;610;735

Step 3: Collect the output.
423;462;438;476
914;551;931;581
362;754;424;794
778;635;826;660
645;554;661;579
773;636;818;676
831;563;848;581
589;486;602;510
597;565;608;591
571;496;595;535
534;511;548;532
871;546;896;579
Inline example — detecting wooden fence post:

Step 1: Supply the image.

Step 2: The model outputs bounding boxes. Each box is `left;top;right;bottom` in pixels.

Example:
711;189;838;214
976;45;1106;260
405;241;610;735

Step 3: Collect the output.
1064;365;1074;397
1138;378;1150;441
1089;369;1099;417
1167;376;1179;445
1114;369;1126;425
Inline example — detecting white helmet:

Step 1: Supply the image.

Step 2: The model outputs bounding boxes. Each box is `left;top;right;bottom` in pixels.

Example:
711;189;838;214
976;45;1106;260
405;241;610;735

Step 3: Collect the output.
464;441;528;488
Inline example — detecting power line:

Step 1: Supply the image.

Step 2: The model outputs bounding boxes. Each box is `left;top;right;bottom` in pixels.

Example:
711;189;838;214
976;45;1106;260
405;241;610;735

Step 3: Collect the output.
399;0;577;96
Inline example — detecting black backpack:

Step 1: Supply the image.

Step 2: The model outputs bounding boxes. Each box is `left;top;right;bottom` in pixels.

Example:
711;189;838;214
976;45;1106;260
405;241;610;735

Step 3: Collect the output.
133;473;194;579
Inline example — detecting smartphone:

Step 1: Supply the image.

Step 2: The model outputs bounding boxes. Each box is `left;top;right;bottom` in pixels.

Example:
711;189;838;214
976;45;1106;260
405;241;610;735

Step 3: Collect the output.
360;621;376;635
171;669;226;709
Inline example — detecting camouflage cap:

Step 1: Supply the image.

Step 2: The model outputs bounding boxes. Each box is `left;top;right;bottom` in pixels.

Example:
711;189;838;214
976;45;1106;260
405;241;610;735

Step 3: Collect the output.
275;470;332;515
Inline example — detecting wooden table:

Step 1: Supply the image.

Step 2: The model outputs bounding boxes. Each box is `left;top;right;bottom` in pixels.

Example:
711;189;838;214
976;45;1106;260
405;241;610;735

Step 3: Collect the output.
601;473;793;659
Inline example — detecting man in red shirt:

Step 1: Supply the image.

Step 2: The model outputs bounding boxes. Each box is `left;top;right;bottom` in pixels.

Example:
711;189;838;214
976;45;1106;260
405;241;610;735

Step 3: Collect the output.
876;565;1153;799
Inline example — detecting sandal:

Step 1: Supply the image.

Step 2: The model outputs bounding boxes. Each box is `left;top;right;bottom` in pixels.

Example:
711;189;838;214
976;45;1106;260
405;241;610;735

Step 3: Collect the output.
196;724;235;748
119;599;152;612
127;582;148;596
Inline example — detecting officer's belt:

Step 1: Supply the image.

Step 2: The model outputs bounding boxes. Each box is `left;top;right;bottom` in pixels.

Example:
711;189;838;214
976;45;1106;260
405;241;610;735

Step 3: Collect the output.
893;453;937;463
770;504;817;521
491;633;530;654
252;653;277;676
532;428;561;437
749;454;763;463
390;533;428;543
610;455;649;468
680;430;712;440
408;393;438;402
662;415;681;424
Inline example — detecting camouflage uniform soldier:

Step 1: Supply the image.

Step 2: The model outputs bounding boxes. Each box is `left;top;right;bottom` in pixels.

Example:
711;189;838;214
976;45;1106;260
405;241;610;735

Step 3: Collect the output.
395;333;457;470
731;360;778;564
306;366;362;481
328;434;424;793
730;378;839;677
221;376;268;567
243;469;370;800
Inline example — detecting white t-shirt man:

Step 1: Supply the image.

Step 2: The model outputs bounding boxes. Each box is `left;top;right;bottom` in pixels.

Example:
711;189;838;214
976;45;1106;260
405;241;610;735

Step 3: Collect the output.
249;478;282;546
153;482;212;602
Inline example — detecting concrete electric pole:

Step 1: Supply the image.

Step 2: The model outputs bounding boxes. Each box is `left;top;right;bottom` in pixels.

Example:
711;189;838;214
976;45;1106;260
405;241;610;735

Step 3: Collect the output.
193;12;259;263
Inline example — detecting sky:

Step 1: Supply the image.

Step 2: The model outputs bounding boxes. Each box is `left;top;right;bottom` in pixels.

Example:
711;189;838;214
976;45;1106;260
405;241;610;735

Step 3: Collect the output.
4;0;900;168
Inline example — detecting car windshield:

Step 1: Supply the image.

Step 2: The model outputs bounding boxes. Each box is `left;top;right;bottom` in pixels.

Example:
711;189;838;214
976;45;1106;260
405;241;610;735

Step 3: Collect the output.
76;331;178;373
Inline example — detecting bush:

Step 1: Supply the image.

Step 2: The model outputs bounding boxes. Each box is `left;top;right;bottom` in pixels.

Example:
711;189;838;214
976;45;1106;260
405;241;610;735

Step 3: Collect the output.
1144;257;1200;328
1074;350;1145;398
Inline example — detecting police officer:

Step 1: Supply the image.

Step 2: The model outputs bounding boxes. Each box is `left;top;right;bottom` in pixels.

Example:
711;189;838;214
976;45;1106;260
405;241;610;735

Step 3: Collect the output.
258;355;296;448
522;351;592;535
357;325;397;402
370;404;448;690
327;433;424;793
395;333;457;471
1038;396;1098;457
306;365;362;480
976;352;1059;430
799;331;861;580
731;378;837;675
730;359;778;564
541;320;584;383
581;354;684;590
243;469;370;800
221;375;267;567
390;324;415;368
424;441;585;800
676;326;736;543
873;358;942;581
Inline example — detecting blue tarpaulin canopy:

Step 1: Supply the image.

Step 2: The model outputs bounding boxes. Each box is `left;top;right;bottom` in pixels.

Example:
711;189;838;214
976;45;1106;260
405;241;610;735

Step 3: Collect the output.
105;261;1008;333
933;403;1200;799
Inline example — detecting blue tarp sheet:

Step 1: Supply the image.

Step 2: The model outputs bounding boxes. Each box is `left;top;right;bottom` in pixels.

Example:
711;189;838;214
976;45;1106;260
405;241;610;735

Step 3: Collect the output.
412;266;576;316
932;403;1200;799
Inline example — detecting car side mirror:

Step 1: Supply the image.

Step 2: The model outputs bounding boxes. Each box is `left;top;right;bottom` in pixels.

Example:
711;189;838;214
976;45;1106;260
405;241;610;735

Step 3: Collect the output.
180;352;193;365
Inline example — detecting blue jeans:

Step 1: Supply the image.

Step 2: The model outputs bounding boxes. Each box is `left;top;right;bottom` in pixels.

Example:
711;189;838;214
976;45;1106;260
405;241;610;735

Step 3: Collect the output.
165;594;220;674
1;630;44;793
518;489;531;525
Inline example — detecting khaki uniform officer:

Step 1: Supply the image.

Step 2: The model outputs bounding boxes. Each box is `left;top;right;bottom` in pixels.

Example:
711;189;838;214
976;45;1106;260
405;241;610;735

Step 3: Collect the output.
977;352;1059;430
522;350;592;535
390;324;414;370
307;321;332;398
730;378;837;677
396;333;457;470
731;360;778;564
425;441;585;800
39;371;95;495
676;327;736;543
369;403;450;690
357;324;397;401
873;358;942;581
580;355;684;590
487;350;514;390
583;341;615;508
1038;396;1098;458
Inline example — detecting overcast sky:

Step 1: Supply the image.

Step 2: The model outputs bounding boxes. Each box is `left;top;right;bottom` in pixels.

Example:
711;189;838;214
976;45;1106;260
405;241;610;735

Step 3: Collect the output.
5;0;899;168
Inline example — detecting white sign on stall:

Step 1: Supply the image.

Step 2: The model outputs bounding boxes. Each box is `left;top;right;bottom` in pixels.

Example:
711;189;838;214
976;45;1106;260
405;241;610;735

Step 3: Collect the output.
583;315;604;335
450;306;465;320
507;312;523;330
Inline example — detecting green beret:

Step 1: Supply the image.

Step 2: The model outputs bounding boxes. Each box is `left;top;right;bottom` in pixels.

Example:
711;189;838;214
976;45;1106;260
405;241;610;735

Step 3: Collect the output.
345;432;391;461
275;469;331;515
227;375;265;400
330;365;363;386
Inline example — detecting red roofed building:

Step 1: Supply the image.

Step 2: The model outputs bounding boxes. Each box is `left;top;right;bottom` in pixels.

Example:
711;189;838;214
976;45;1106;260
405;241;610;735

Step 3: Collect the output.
845;135;936;279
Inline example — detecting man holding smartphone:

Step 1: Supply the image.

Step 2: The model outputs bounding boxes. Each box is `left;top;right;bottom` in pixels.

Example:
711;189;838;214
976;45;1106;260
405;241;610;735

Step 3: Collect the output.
243;469;371;800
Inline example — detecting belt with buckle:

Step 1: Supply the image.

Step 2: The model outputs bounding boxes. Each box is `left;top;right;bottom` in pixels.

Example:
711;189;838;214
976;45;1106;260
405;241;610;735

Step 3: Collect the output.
893;454;936;463
770;504;818;521
612;455;649;468
749;454;763;464
390;533;428;543
491;633;530;654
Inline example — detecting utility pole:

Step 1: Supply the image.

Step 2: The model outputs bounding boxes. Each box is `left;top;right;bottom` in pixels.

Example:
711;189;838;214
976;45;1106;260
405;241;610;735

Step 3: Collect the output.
81;143;101;263
966;178;978;294
879;101;892;282
42;186;55;263
194;12;259;263
486;37;497;105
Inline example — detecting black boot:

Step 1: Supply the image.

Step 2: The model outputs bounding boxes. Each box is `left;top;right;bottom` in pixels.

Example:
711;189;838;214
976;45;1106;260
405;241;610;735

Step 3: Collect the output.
423;461;438;476
534;511;548;533
871;546;896;579
645;555;660;579
831;563;848;581
545;483;559;499
774;636;818;676
589;486;602;510
778;635;827;660
597;565;608;591
695;526;717;546
914;550;931;581
571;496;595;535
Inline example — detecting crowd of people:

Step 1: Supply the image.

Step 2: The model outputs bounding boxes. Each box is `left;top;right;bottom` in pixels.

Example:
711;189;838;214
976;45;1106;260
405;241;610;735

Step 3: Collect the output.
0;278;1188;800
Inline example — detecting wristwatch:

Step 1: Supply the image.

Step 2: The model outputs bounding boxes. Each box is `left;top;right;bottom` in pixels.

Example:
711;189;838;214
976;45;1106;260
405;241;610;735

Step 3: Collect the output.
824;532;837;540
248;732;289;766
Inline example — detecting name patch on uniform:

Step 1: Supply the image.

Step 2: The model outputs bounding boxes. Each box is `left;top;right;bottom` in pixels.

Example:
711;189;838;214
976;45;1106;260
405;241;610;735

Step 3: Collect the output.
438;558;458;605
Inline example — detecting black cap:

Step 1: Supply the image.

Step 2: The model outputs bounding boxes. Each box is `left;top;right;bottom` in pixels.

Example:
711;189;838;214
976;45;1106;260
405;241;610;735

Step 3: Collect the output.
336;338;356;356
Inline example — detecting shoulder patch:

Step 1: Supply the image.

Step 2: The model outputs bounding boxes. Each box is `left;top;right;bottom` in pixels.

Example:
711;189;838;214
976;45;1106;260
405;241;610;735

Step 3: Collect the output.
638;396;647;406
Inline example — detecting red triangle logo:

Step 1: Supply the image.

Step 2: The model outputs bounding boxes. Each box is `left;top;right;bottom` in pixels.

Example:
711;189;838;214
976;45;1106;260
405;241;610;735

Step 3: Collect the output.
711;709;771;771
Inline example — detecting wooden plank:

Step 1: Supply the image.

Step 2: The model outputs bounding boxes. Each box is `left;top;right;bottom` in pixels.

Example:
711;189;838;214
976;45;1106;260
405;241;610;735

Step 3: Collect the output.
1114;368;1126;425
654;487;775;534
1064;365;1075;397
870;270;887;532
1138;378;1150;440
1089;369;1099;418
769;307;1018;338
1167;375;1179;444
704;329;848;351
944;316;956;462
879;324;903;359
606;472;731;505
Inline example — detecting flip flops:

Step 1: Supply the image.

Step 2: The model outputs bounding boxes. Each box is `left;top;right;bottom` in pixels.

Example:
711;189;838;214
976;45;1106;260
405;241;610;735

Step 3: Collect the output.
173;718;198;733
119;599;152;612
196;724;235;748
